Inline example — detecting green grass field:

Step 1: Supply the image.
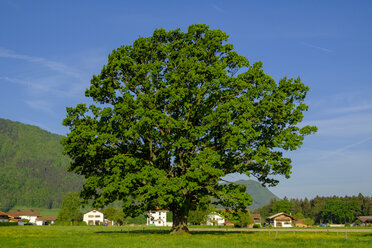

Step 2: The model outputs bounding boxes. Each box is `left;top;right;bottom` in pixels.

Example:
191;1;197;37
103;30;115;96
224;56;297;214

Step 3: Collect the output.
0;226;371;248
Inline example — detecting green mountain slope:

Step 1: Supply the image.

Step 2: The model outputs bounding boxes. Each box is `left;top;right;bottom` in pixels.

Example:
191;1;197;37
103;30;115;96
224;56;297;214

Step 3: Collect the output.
234;179;279;209
0;118;83;211
0;118;278;212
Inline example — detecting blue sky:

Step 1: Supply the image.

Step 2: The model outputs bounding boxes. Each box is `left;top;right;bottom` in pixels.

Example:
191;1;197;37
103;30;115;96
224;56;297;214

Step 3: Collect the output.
1;0;371;199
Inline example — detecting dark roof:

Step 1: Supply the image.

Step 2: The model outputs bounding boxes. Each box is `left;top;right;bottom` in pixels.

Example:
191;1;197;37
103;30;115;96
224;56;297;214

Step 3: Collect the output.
9;210;40;217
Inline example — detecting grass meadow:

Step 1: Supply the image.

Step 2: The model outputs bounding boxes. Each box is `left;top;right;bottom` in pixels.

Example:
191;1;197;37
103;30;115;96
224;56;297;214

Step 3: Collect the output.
0;226;371;248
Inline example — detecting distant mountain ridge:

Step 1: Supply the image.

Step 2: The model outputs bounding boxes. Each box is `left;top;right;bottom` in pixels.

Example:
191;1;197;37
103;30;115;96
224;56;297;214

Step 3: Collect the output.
233;179;279;209
0;118;278;211
0;118;83;211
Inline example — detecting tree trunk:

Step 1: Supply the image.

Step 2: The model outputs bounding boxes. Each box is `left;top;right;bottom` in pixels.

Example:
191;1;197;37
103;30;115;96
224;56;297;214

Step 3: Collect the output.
170;207;190;234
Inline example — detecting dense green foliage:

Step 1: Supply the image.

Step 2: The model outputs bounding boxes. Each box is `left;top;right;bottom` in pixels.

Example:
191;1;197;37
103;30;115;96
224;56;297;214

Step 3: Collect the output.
102;207;126;225
226;209;253;227
0;118;83;211
57;192;83;222
62;24;316;233
256;194;372;224
320;200;359;224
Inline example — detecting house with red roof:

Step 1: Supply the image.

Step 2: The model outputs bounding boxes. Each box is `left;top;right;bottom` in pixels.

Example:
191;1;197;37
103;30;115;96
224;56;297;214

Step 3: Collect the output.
35;216;57;226
9;210;40;224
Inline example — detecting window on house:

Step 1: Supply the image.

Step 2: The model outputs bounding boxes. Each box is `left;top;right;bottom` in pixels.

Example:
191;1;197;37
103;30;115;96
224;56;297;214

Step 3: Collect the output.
95;215;100;218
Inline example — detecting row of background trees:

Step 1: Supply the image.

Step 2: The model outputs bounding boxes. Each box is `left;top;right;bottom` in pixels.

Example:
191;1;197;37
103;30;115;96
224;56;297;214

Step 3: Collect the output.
254;193;372;224
57;192;371;226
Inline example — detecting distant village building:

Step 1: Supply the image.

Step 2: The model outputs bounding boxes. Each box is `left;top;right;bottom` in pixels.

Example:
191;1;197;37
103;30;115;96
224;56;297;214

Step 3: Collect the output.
251;213;262;226
147;209;172;226
294;219;309;227
266;212;295;227
206;212;225;226
0;211;10;222
9;210;40;224
206;210;261;227
83;210;104;225
35;217;57;226
355;216;372;226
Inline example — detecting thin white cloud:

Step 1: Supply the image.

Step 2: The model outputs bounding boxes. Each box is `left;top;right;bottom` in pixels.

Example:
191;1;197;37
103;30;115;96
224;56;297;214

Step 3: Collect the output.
211;4;225;13
303;113;372;137
317;135;372;160
327;103;372;115
0;48;82;79
24;99;56;116
0;76;82;98
301;42;332;53
5;0;19;9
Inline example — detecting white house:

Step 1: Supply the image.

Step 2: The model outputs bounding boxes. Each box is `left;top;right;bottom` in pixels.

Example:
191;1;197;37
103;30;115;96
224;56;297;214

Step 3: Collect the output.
266;212;295;227
9;210;40;224
147;210;172;226
35;217;57;226
83;210;105;225
206;212;225;226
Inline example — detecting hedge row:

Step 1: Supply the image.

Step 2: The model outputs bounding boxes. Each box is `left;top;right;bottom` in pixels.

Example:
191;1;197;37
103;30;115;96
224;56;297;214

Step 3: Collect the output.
0;222;18;226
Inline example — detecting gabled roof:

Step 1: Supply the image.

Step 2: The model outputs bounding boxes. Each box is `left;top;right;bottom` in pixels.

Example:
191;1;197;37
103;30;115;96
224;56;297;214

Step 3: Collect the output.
266;212;296;220
36;216;57;221
84;209;104;215
251;214;261;219
0;210;10;218
357;216;372;222
294;219;305;224
9;210;40;217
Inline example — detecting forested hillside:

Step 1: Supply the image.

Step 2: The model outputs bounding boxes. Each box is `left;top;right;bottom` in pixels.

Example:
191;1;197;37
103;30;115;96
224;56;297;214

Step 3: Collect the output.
0;118;83;211
234;180;279;209
0;118;279;212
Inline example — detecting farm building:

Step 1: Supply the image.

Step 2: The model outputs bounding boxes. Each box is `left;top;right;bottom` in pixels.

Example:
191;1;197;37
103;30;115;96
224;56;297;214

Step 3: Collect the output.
206;212;225;226
83;210;105;225
266;212;296;227
35;216;57;226
0;211;10;222
147;209;172;226
251;214;262;226
8;210;40;224
355;216;372;226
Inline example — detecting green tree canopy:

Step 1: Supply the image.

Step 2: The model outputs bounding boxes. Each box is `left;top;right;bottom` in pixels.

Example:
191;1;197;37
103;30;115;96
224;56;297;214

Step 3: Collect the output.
62;24;316;233
57;192;83;222
102;207;126;226
320;200;358;224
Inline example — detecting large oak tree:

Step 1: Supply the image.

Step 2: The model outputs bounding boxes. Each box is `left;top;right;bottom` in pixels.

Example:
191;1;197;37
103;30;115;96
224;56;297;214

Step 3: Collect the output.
62;24;316;233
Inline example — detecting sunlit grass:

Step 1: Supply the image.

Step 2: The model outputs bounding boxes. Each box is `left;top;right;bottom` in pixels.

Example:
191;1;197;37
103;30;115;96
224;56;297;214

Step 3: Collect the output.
0;226;371;248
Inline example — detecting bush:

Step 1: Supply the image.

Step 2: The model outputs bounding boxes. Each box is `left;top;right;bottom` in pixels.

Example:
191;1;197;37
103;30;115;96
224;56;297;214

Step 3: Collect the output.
253;224;260;228
0;222;18;226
